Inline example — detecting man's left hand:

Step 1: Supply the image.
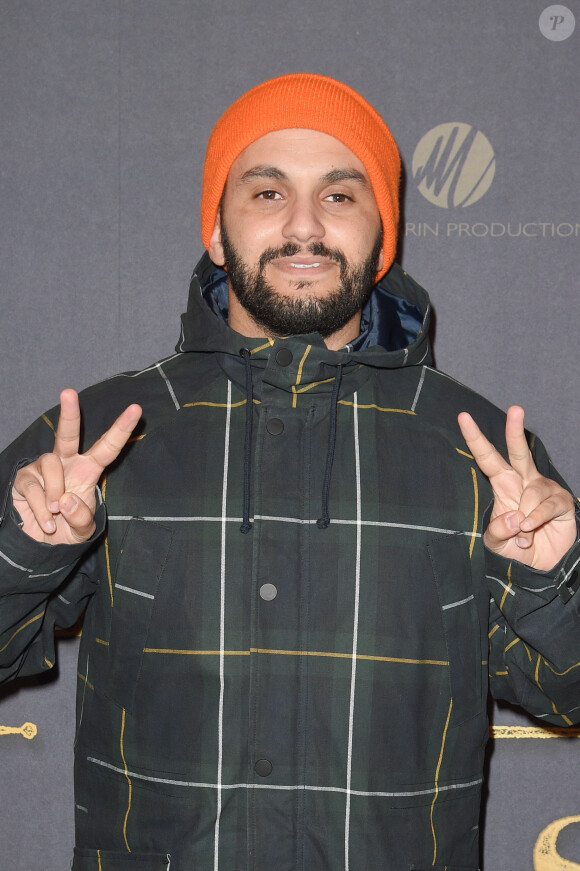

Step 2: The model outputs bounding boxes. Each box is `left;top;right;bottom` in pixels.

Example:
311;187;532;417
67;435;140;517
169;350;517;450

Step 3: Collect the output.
458;406;576;571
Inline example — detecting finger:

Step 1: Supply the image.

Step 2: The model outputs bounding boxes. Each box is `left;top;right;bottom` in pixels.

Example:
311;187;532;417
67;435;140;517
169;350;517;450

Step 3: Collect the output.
53;389;82;459
38;452;66;513
85;404;142;472
484;510;534;552
457;412;511;479
516;477;559;523
504;405;537;481
58;492;97;543
519;486;576;533
13;462;58;535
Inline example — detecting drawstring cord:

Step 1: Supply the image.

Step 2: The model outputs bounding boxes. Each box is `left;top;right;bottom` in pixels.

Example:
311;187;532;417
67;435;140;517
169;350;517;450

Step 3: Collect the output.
317;364;343;530
238;349;342;534
240;349;254;534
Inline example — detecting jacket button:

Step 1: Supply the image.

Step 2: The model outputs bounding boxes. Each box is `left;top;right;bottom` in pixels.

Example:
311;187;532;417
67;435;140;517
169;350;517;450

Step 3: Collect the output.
260;583;277;601
275;348;293;367
266;418;284;435
254;758;273;777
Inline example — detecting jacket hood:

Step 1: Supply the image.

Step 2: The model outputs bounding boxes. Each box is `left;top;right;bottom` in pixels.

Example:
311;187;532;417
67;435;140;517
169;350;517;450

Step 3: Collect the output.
177;251;432;370
176;252;433;533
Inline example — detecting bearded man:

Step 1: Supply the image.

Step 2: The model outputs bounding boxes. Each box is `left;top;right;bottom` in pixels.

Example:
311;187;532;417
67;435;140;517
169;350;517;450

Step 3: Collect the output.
0;73;578;871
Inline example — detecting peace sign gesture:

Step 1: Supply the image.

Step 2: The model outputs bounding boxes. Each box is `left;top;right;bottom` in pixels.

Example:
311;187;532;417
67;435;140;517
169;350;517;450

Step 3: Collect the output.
12;389;142;545
458;406;576;571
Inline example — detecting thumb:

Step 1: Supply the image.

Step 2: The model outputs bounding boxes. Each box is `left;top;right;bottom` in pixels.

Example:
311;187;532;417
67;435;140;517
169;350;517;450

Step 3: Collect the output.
484;510;534;553
59;492;97;543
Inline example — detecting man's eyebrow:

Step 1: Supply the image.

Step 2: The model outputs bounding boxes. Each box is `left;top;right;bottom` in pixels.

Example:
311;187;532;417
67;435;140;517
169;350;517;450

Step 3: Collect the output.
321;168;370;187
237;166;370;186
239;166;288;183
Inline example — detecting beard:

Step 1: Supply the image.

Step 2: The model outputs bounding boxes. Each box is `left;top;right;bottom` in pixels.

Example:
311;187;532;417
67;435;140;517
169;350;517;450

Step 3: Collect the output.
220;222;382;340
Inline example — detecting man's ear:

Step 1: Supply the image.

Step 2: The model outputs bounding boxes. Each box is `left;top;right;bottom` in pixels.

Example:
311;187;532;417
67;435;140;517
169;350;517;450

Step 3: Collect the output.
208;210;225;266
377;247;384;273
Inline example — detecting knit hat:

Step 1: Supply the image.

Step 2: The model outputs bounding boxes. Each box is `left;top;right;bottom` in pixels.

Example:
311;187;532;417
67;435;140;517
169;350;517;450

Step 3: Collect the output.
201;73;401;279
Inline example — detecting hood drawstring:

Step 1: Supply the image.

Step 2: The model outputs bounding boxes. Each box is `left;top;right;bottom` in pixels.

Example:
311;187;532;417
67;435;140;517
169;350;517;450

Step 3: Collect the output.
317;364;343;530
238;350;342;534
240;349;254;534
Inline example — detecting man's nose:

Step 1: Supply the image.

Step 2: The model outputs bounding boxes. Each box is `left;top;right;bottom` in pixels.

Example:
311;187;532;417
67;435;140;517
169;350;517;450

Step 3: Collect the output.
282;198;325;244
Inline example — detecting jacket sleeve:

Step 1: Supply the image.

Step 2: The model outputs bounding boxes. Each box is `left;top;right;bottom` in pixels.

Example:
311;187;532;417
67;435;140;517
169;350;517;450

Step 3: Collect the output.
0;411;104;684
486;433;580;726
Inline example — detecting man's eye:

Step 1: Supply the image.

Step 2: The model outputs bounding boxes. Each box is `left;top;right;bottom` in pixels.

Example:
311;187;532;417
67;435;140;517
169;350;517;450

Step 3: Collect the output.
257;190;282;200
326;193;351;204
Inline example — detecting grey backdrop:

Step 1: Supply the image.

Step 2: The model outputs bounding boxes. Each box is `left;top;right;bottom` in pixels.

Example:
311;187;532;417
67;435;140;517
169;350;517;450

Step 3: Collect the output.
1;2;578;868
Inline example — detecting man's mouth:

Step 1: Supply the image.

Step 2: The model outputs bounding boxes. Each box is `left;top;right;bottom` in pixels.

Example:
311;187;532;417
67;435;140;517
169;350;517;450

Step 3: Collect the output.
289;261;322;269
270;255;334;275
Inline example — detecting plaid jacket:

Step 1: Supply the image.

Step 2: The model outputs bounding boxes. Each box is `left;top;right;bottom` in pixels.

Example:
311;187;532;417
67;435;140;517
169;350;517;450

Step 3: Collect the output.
1;255;579;871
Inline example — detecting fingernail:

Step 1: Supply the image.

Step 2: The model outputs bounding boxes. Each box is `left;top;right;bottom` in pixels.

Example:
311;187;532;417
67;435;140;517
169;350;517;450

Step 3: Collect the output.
45;520;56;533
48;501;59;513
506;513;520;531
62;495;78;514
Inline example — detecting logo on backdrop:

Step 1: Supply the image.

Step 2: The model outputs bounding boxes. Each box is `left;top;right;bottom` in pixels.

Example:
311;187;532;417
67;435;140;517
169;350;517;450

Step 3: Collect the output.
534;816;580;870
539;5;576;41
412;123;495;209
407;121;578;241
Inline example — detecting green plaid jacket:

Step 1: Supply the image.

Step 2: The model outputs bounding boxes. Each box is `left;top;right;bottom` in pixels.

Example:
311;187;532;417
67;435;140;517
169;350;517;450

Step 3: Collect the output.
1;255;579;871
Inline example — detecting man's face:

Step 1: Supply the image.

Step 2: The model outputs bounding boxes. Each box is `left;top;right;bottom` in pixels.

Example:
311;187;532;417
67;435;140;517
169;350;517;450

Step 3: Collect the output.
208;129;383;347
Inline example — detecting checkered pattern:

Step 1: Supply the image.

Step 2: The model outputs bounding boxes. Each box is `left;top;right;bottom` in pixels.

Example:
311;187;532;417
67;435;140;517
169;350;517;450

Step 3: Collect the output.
1;256;578;870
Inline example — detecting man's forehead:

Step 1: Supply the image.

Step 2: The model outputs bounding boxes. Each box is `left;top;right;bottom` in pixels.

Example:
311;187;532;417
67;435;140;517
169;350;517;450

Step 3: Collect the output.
228;128;370;181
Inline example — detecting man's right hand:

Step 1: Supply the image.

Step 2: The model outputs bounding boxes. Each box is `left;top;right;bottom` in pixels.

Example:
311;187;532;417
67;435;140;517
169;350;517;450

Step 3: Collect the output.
12;389;142;545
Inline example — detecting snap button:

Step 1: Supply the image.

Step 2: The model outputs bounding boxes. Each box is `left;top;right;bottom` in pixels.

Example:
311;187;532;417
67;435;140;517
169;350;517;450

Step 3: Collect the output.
266;418;284;436
275;348;293;367
254;758;273;777
260;583;277;601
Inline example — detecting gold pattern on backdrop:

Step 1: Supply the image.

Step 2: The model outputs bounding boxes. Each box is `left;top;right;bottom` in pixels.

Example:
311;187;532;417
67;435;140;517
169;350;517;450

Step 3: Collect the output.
534;816;580;870
491;726;580;739
0;721;38;740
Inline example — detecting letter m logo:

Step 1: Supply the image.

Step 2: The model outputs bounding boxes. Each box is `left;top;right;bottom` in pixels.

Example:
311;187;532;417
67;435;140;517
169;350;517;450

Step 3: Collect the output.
412;123;496;208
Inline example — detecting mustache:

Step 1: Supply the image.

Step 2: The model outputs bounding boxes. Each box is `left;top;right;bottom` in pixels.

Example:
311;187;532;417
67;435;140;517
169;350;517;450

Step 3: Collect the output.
258;242;347;271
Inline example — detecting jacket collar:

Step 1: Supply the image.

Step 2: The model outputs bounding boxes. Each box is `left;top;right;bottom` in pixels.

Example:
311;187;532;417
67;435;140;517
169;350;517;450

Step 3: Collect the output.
177;251;433;371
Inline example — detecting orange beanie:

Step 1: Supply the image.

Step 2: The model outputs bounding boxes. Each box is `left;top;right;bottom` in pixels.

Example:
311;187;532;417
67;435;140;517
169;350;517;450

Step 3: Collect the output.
201;73;401;279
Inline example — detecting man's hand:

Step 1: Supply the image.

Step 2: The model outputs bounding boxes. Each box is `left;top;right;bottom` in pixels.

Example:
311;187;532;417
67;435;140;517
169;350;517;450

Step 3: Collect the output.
458;406;576;571
12;389;142;545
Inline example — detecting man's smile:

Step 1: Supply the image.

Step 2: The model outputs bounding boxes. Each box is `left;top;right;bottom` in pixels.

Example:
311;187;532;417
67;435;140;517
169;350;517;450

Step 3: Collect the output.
289;261;321;268
269;255;336;278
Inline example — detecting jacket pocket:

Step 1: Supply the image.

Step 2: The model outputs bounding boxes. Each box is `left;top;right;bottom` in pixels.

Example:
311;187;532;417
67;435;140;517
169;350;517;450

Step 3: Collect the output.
72;849;171;869
427;534;482;726
107;518;173;712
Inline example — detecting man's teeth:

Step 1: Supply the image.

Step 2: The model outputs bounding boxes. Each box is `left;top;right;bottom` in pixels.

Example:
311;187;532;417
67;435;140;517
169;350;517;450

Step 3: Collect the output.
290;262;321;268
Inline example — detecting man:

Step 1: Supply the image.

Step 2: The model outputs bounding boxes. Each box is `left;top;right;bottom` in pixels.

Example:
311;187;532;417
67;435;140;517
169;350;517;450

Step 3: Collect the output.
0;73;578;870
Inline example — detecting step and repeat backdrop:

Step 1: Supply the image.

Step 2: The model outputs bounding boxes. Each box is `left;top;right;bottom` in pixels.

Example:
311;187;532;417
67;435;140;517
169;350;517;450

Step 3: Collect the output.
1;2;578;868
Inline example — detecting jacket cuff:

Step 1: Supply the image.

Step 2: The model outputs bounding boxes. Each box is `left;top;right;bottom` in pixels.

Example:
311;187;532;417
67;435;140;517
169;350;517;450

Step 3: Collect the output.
0;492;106;592
484;501;580;603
